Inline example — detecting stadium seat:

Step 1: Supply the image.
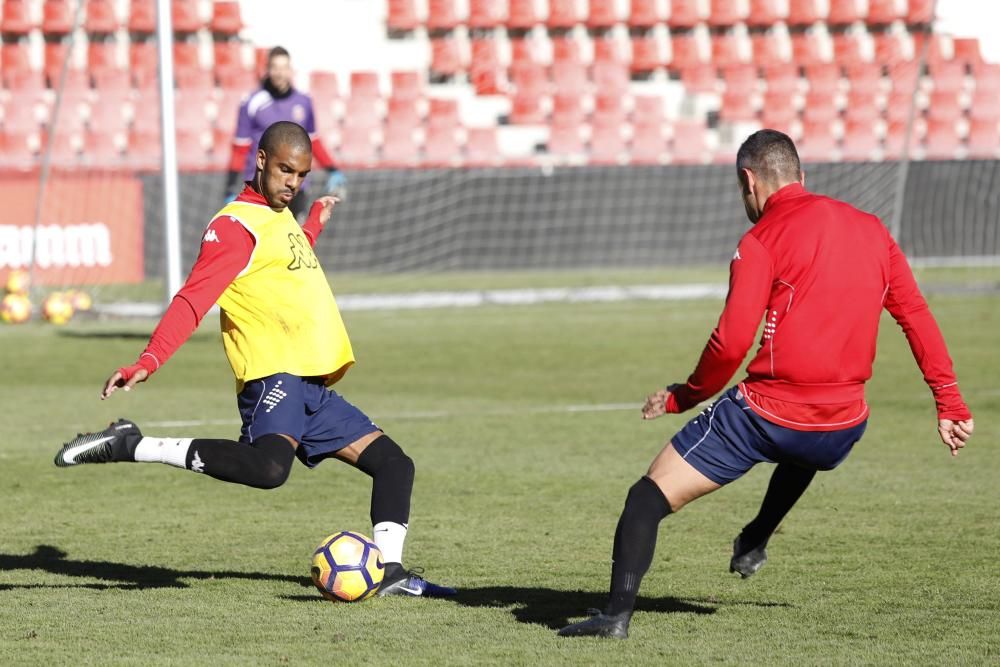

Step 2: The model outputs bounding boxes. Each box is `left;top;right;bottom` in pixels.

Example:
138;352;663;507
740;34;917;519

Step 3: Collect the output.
509;89;546;124
1;99;41;134
93;67;131;95
430;36;463;79
350;71;381;101
925;90;962;124
338;129;379;167
722;63;757;96
40;0;71;35
126;126;162;168
708;0;746;28
552;61;588;96
510;35;542;69
551;35;583;65
632;95;664;125
216;67;256;93
827;0;863;26
548;0;583;30
1;0;34;34
0;129;37;163
760;91;798;127
711;31;746;67
802;90;838;123
469;37;504;95
720;90;757;122
589;122;625;164
873;31;906;64
668;31;706;71
750;31;787;68
468;0;505;30
922;118;961;160
668;0;702;29
952;38;982;71
867;0;901;25
427;98;460;129
423;123;461;167
507;0;540;30
969;89;1000;121
832;31;866;67
843;90;880;122
552;92;585;124
593;34;627;65
790;30;827;66
587;0;619;30
930;61;966;95
128;0;156;34
43;40;70;87
83;128;124;166
846;62;882;95
592;61;629;97
427;0;460;32
630;32;662;74
213;38;247;74
840;119;880;161
87;39;120;79
883;119;920;158
593;92;626;126
764;63;800;94
175;127;211;170
746;0;786;27
344;96;381;131
628;0;662;28
966;118;999;158
680;62;716;93
888;61;920;94
381;123;420;167
210;1;242;35
464;126;501;167
906;0;933;25
387;0;419;33
804;63;840;95
671;119;707;164
85;0;119;33
390;70;423;102
386;97;421;132
629;121;667;164
787;0;824;26
548;120;585;158
171;0;202;33
798;120;838;162
974;64;1000;94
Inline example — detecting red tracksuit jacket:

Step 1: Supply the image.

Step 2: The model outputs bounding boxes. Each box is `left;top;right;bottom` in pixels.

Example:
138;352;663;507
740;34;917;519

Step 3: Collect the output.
667;182;971;430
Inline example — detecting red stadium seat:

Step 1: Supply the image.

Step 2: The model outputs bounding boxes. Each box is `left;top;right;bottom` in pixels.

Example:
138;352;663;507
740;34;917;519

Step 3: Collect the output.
630;32;662;74
922;118;961;160
1;0;34;34
804;63;840;95
126;126;162;168
85;0;119;33
423;123;461;167
593;34;627;65
873;31;906;64
1;42;35;88
802;90;838;122
764;63;800;94
386;97;421;132
510;35;542;69
93;67;131;95
43;40;70;86
680;62;716;93
548;0;582;30
843;90;879;122
430;36;463;79
87;39;120;79
787;0;823;26
888;61;919;95
548;121;584;158
760;91;798;128
427;0;460;32
469;0;505;30
470;37;504;95
210;1;242;35
631;95;664;125
845;62;881;95
0;129;37;164
746;0;786;27
671;119;707;164
668;31;705;71
629;0;661;28
751;31;787;68
509;89;546;124
350;71;381;101
668;0;702;29
797;120;837;162
551;35;583;65
592;61;629;97
172;0;201;33
883;119;920;158
866;0;901;24
552;92;585;124
710;31;745;67
906;0;933;25
128;0;156;33
969;90;1000;122
552;61;588;96
966;118;999;159
720;90;757;122
587;0;618;30
344;95;381;130
391;70;423;102
930;62;965;95
381;124;420;167
83;129;124;166
925;90;961;123
213;40;245;74
708;0;745;28
952;38;982;70
840;120;879;161
593;92;626;126
1;99;41;134
387;0;419;32
217;67;255;93
790;30;827;67
832;31;866;67
427;98;460;129
973;64;1000;94
827;0;863;26
722;63;757;96
629;121;666;164
338;130;379;168
507;0;540;30
464;126;501;167
176;127;212;170
589;122;625;165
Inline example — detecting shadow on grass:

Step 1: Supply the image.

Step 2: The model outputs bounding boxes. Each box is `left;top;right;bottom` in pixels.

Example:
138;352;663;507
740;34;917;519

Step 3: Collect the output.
0;545;313;591
56;331;155;340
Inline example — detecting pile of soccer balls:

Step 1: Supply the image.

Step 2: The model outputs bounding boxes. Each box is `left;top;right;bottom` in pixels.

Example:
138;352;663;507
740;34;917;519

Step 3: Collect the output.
0;269;93;325
310;531;384;602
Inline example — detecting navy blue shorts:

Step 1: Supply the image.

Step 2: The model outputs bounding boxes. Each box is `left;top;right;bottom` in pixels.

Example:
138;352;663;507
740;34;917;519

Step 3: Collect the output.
671;386;867;485
237;373;380;468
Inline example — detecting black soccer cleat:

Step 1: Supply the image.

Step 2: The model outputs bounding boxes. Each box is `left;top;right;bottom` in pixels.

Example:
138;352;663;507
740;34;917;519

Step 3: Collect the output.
558;610;632;639
730;534;768;578
376;567;457;598
54;419;143;467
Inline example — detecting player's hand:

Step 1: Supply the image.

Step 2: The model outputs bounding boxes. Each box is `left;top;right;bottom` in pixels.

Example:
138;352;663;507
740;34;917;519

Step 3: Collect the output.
101;365;149;399
937;418;974;457
310;195;341;228
642;384;680;420
324;169;347;199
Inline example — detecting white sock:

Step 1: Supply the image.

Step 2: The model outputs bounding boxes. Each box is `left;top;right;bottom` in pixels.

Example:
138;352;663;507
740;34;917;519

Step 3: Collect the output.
133;437;192;469
372;521;408;564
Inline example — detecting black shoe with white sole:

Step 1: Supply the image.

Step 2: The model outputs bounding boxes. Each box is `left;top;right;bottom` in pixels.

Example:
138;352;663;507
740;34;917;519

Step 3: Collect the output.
558;610;632;639
54;419;143;467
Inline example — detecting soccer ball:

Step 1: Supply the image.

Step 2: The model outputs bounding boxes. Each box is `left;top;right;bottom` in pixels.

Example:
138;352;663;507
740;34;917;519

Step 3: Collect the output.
66;290;93;312
310;531;384;602
1;293;31;323
5;269;29;295
42;292;74;325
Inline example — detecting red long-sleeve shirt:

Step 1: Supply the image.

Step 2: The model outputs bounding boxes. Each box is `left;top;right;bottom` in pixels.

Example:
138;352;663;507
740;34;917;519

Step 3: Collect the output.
667;183;971;430
132;185;326;375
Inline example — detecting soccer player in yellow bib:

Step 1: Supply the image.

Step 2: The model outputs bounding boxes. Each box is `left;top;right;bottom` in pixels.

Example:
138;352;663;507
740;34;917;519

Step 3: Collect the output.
54;121;455;598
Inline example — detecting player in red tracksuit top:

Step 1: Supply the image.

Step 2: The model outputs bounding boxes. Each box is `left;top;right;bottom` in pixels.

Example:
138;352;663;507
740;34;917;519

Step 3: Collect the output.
560;129;975;639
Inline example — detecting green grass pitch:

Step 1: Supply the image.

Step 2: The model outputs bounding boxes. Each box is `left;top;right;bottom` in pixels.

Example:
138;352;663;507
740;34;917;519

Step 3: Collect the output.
1;285;997;665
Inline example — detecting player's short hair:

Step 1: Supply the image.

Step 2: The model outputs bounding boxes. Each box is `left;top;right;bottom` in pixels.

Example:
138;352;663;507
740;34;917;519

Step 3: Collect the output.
259;121;311;157
736;129;801;187
267;46;290;63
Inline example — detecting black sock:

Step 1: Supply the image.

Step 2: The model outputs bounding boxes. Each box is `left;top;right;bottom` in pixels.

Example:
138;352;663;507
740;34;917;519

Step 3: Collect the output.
185;433;295;489
606;476;673;616
354;435;414;527
739;463;816;550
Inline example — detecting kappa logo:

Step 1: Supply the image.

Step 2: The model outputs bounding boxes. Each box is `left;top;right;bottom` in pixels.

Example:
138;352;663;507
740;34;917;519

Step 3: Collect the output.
203;228;220;243
733;247;742;260
191;450;205;473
